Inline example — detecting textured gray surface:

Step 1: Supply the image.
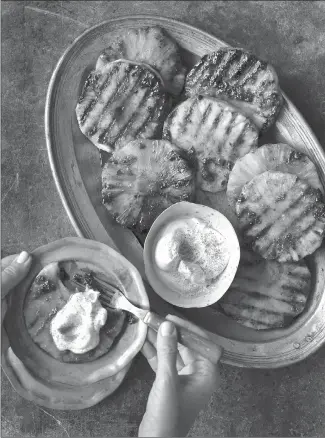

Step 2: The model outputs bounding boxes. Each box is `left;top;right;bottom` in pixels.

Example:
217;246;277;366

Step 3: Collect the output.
1;1;325;436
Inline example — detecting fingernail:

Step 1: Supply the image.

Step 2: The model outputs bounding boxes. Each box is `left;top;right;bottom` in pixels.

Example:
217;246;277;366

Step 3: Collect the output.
160;321;176;337
16;251;30;264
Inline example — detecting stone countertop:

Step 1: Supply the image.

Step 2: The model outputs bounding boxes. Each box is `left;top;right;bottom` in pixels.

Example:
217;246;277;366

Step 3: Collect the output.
2;1;325;436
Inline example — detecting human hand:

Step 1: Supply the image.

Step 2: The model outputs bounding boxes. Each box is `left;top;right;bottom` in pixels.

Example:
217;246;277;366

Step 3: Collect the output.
1;252;32;350
139;315;221;437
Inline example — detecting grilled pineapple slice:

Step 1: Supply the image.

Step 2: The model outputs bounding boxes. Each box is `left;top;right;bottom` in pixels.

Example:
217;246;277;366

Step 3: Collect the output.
76;60;170;153
236;171;325;262
185;48;283;132
102;139;195;232
218;248;311;330
96;26;186;95
227;143;324;209
163;96;258;192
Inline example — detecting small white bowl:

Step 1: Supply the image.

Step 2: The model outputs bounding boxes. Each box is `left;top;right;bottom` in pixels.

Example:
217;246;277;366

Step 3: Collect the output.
144;202;240;308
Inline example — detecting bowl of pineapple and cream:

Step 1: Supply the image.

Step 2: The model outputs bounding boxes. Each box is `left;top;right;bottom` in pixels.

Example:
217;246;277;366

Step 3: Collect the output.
3;237;148;406
144;202;240;308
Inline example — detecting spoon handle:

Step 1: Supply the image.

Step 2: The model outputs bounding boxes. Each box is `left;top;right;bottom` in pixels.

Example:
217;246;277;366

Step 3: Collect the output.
144;311;222;365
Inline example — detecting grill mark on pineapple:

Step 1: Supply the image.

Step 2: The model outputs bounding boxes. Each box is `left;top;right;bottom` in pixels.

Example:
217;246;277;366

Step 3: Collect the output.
223;300;296;318
246;223;272;241
187;60;206;89
220;303;282;327
239;60;264;86
79;66;122;126
226;287;305;309
205;52;229;86
225;113;239;135
97;63;120;92
178;102;196;136
86;70;132;137
271;199;318;241
216;112;237;158
217;50;241;77
140;96;167;137
259;216;318;259
238;183;308;250
231;123;255;159
79;89;99;126
251;194;321;255
237;320;272;329
239;182;307;226
111;87;152;145
201;108;223;152
132;100;160;139
194;102;212;138
296;220;325;243
246;191;312;239
286;269;311;281
227;124;247;157
138;110;158;138
96;69;148;145
281;283;309;297
229;54;251;79
86;73;130;134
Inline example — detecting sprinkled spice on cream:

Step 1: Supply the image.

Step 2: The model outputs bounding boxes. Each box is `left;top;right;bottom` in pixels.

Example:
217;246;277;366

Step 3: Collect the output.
154;217;230;293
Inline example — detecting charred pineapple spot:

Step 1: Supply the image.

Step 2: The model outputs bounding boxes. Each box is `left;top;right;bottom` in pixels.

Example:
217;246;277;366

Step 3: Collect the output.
103;193;114;203
226;161;234;171
238;193;247;203
114;106;125;119
275;194;286;202
288;150;304;163
201;158;217;182
87;126;98;137
159;181;169;190
121;155;137;165
167;150;178;161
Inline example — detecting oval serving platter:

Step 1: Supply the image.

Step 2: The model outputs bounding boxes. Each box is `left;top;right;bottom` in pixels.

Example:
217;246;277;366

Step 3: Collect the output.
45;15;325;368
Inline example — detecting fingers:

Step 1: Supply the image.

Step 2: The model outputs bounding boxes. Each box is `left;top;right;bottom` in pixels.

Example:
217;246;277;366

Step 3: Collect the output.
142;337;185;372
166;314;211;340
141;341;158;372
177;342;197;365
144;327;185;371
1;254;18;270
147;327;158;347
166;314;223;365
1;251;32;298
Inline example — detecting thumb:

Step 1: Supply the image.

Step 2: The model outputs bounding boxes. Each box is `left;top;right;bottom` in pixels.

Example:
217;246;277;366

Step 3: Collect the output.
1;251;32;298
139;322;179;437
156;321;178;378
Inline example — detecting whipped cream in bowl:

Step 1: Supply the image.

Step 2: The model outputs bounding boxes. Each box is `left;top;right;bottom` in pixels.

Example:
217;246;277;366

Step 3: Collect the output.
144;202;240;308
50;287;108;355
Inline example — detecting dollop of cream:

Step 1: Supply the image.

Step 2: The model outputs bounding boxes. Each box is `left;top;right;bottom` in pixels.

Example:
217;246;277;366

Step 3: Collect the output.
50;287;107;355
154;218;230;287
